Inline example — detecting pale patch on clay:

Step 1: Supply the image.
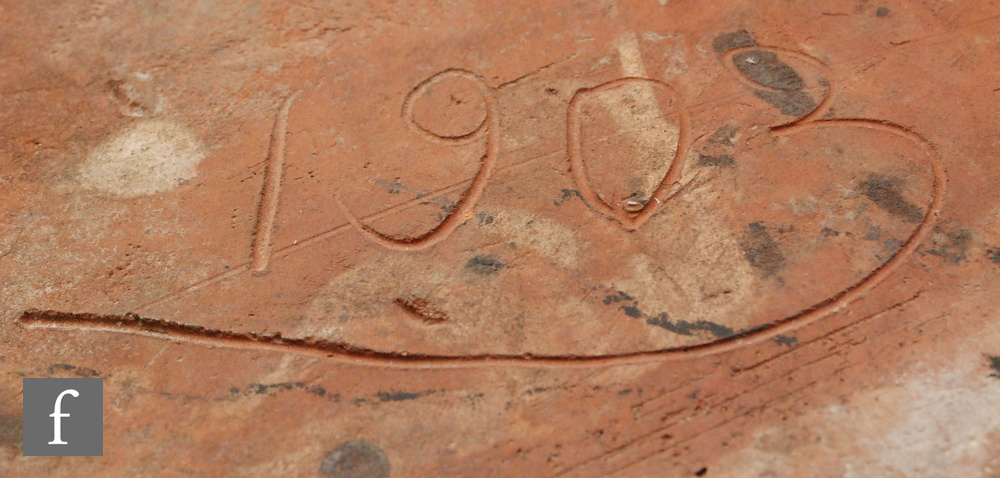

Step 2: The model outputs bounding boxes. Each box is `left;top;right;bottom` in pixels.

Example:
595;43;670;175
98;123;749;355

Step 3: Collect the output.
301;252;534;354
300;212;598;354
78;119;206;197
486;209;587;270
589;32;682;204
615;31;650;78
305;255;450;327
714;368;1000;478
618;168;755;343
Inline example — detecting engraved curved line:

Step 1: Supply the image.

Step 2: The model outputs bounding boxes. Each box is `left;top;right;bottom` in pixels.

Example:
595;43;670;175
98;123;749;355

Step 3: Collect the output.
137;89;814;312
250;92;299;274
21;140;941;372
115;57;945;366
43;129;946;369
135;147;548;312
393;297;449;324
715;50;946;361
721;46;835;125
400;69;490;144
743;118;945;347
115;141;941;364
336;69;499;251
566;77;692;231
5;309;858;369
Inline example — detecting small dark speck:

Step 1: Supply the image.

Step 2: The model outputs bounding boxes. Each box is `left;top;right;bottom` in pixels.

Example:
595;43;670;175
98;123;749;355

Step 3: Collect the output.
712;30;757;54
876;6;890;17
554;188;584;206
603;290;634;305
923;228;972;264
696;468;708;477
466;255;504;275
622;303;642;318
476;212;494;225
821;227;840;237
859;176;923;223
987;248;1000;264
545;87;559;95
376;390;422;402
320;441;390;478
988;355;1000;378
0;414;23;450
697;154;735;168
740;222;786;276
774;335;798;346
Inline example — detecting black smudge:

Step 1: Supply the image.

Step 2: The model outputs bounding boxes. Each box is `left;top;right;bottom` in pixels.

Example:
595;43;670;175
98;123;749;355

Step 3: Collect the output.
739;222;786;276
466;255;504;275
697;154;735;167
712;30;758;53
733;50;806;90
646;313;735;338
859;177;924;223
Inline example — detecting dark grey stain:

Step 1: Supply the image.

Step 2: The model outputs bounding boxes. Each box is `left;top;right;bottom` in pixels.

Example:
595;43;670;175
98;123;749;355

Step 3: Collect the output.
774;335;798;346
859;177;924;223
466;255;504;275
729;48;818;116
0;414;23;450
739;222;786;276
733;50;806;90
554;188;584;206
375;390;424;402
712;30;757;53
697;154;735;167
751;89;817;117
923;228;972;264
646;313;735;338
320;441;390;478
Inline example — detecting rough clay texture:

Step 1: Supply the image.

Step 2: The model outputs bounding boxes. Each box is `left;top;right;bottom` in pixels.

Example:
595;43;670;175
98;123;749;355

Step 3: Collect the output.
77;119;206;197
2;1;1000;476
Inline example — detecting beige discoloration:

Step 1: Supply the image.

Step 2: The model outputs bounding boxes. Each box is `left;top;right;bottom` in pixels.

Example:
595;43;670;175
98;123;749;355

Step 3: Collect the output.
485;209;587;270
715;367;1000;478
301;210;591;353
614;31;650;78
77;120;206;197
612;171;755;344
587;32;682;206
304;253;453;339
2;0;994;475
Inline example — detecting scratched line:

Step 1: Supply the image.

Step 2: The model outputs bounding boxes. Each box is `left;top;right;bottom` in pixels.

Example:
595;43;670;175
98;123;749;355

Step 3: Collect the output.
45;38;949;368
63;118;948;367
137;146;559;312
552;295;921;476
337;69;499;250
11;309;801;370
250;92;299;274
19;291;927;370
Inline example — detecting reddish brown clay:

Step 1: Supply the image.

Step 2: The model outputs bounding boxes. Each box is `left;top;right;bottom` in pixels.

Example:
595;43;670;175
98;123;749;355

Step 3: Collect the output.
3;1;1000;476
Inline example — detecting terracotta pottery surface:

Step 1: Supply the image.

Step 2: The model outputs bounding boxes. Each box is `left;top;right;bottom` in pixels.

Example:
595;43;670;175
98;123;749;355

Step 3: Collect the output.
3;1;1000;476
